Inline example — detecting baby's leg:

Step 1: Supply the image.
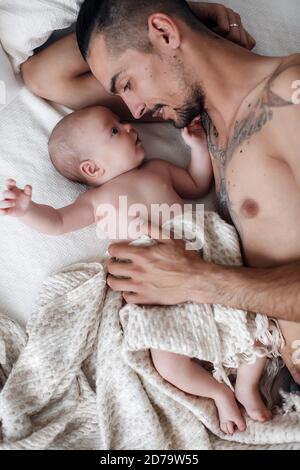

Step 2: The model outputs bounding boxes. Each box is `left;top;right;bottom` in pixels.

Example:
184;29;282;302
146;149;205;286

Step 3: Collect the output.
235;356;272;423
151;349;246;435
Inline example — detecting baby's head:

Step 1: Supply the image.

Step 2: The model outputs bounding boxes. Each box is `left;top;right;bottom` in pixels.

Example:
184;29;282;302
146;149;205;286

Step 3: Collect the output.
48;106;145;186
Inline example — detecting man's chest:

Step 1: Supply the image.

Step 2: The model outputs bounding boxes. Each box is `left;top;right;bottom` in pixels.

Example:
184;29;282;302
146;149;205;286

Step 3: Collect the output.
204;110;300;267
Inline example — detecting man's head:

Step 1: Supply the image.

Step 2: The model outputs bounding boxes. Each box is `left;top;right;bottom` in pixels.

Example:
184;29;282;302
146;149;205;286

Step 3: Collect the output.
49;106;145;186
76;0;210;128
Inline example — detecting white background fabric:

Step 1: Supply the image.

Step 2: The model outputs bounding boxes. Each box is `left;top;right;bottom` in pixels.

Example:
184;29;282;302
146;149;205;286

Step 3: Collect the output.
0;0;299;325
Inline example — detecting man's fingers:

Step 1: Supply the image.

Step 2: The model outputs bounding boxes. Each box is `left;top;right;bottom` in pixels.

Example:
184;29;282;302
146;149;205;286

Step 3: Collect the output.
246;31;256;50
108;242;142;261
226;10;242;45
239;27;251;50
106;258;134;278
123;292;146;305
0;209;8;216
107;275;138;293
213;5;230;35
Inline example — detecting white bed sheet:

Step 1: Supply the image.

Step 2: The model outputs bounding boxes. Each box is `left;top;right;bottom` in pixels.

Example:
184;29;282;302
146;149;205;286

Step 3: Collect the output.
0;0;300;325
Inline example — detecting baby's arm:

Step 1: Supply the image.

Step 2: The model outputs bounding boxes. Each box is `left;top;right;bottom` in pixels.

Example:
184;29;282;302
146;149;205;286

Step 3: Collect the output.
162;121;213;199
181;120;213;195
0;179;94;235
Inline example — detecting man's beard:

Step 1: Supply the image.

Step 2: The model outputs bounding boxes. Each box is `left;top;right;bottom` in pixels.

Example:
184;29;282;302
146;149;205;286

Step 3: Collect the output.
173;86;206;129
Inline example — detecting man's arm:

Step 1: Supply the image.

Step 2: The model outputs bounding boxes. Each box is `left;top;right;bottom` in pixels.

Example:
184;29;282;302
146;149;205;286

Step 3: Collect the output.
0;179;94;235
106;236;300;323
21;3;255;111
21;33;131;116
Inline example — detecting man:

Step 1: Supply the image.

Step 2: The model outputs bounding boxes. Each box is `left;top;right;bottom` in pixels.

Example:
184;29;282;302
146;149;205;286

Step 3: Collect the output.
77;0;300;383
22;1;300;383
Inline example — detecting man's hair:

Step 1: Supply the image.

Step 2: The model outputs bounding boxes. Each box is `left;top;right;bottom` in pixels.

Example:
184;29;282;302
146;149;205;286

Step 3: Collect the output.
76;0;204;60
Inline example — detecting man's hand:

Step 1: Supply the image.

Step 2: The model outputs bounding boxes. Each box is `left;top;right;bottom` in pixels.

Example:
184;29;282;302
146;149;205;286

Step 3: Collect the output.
0;179;32;217
190;2;256;50
106;226;212;305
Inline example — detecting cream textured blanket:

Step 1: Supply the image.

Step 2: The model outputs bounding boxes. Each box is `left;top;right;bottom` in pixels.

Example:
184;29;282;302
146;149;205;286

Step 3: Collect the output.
0;212;300;450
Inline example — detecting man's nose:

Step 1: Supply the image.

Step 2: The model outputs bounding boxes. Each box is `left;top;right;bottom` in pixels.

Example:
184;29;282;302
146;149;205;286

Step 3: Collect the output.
124;97;146;120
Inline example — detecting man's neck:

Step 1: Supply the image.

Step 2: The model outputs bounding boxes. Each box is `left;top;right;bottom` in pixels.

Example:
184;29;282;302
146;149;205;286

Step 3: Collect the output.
183;32;283;134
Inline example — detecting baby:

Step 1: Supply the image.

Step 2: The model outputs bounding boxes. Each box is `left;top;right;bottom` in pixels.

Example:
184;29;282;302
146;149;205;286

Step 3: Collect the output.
0;106;272;434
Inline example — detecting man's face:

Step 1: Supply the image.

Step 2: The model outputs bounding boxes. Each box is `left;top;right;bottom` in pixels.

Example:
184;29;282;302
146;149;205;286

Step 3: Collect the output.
88;35;205;129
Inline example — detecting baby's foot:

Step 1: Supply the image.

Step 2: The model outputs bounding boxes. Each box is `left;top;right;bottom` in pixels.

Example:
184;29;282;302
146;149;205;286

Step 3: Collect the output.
214;386;247;435
235;384;272;423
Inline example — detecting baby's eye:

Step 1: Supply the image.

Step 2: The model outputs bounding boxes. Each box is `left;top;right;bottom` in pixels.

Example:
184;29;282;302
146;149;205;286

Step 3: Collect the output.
111;127;119;136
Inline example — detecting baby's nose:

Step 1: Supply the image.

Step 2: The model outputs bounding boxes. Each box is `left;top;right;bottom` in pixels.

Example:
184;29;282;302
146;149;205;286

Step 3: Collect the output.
123;123;133;133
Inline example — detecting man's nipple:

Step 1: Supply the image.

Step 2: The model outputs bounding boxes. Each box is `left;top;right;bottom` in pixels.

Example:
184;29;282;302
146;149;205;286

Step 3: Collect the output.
240;199;260;218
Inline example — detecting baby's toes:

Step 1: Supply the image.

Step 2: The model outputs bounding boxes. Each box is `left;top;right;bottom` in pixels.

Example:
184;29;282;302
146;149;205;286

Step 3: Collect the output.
236;416;247;432
260;408;272;422
251;409;271;423
221;421;234;435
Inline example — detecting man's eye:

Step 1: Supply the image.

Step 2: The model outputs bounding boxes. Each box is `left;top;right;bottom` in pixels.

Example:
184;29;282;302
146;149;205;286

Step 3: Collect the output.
111;127;119;136
123;81;131;92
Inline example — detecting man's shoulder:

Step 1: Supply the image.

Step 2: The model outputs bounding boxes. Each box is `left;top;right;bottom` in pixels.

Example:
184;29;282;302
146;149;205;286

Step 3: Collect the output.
267;54;300;103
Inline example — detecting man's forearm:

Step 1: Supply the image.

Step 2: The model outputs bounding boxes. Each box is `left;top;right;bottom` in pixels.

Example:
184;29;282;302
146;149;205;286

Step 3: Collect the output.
191;261;300;322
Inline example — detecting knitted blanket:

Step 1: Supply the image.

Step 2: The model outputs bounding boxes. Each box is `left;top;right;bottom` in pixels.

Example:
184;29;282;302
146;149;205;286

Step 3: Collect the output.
0;212;300;450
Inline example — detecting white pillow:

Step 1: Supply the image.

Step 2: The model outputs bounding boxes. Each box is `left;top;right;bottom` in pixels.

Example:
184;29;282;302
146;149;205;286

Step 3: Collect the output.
1;0;298;104
0;0;82;72
0;42;23;110
1;0;300;74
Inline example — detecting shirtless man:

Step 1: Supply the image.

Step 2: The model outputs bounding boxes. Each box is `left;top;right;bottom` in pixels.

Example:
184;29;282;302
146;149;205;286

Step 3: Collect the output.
21;0;300;383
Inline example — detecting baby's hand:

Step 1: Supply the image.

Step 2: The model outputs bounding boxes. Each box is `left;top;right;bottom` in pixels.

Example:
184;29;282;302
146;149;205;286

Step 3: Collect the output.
0;179;33;217
181;117;207;149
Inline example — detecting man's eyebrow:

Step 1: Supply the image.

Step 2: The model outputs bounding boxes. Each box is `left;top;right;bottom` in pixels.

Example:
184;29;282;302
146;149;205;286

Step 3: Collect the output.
110;72;122;94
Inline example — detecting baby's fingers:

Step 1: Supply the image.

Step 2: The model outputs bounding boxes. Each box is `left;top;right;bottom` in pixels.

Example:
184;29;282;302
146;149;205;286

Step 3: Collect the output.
24;185;32;197
181;127;190;136
0;200;15;209
3;190;17;200
6;179;16;190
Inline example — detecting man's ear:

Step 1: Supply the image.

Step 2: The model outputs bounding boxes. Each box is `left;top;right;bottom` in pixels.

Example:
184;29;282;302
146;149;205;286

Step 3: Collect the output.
80;160;105;179
148;13;181;51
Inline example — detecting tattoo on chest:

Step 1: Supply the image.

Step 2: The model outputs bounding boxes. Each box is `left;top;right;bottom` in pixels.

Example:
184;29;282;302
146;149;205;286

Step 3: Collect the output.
202;64;295;227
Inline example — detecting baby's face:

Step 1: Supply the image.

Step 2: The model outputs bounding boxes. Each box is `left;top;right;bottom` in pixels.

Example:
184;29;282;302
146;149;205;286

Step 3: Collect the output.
81;108;145;183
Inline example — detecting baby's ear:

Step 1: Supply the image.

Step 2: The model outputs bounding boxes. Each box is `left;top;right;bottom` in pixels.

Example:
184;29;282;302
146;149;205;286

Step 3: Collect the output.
80;160;105;178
